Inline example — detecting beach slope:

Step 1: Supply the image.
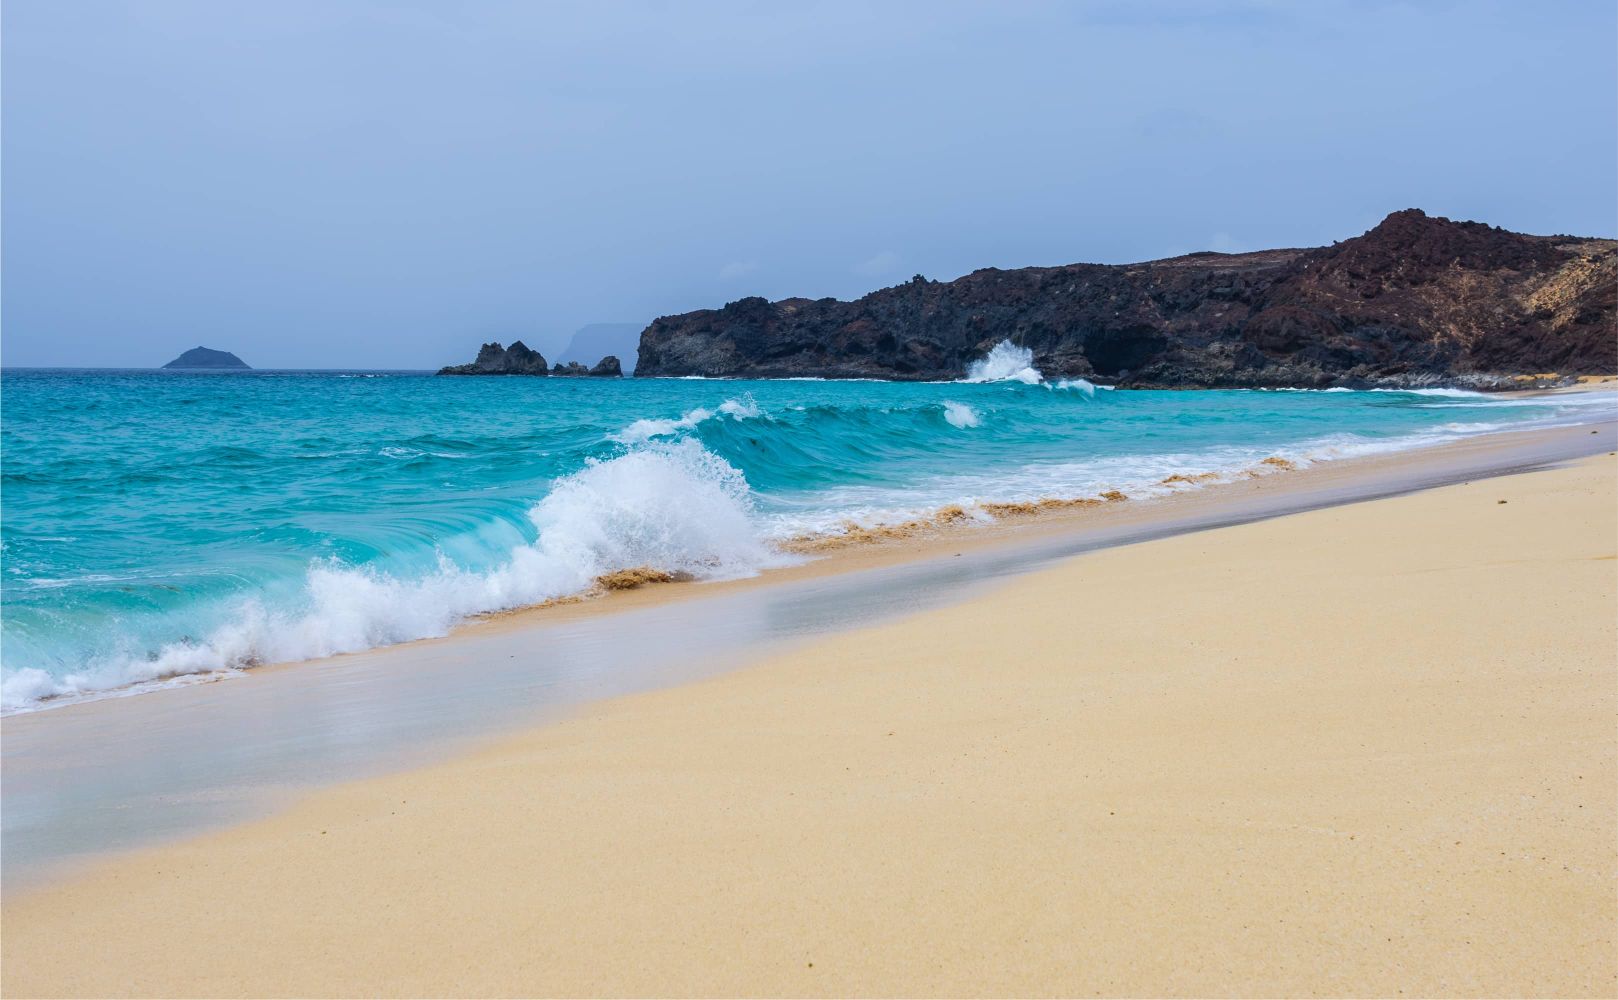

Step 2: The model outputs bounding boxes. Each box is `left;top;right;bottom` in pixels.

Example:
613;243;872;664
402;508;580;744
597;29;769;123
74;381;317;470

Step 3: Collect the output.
4;454;1614;997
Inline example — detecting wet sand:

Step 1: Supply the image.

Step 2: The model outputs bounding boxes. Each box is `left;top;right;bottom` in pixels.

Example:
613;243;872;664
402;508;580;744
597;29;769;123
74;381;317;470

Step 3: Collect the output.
3;442;1613;996
4;421;1612;888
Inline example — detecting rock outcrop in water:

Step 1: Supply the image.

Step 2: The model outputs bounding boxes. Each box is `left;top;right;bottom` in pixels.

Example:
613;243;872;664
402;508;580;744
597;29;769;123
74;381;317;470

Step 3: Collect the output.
437;341;551;375
634;210;1617;387
438;342;623;377
161;347;250;370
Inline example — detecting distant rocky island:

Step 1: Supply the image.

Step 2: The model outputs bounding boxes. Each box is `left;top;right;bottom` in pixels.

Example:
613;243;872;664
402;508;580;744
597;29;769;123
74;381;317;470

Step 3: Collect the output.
634;210;1616;388
438;341;621;377
162;347;250;370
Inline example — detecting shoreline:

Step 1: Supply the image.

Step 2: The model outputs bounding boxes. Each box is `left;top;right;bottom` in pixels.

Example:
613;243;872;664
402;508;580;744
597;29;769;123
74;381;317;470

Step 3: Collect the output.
4;439;1612;996
463;409;1618;633
200;410;1618;664
11;393;1614;719
2;417;1614;892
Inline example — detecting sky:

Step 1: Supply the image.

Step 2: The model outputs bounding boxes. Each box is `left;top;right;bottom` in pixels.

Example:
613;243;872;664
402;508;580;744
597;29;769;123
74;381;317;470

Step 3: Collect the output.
3;1;1615;369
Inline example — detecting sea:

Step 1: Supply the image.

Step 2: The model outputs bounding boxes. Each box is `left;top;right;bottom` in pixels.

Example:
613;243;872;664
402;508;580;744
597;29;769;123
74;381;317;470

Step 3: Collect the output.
3;343;1612;712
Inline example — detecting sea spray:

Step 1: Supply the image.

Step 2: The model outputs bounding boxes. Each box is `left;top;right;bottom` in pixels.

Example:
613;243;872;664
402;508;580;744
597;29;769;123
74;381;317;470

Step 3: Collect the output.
963;341;1044;384
527;439;779;584
942;401;981;429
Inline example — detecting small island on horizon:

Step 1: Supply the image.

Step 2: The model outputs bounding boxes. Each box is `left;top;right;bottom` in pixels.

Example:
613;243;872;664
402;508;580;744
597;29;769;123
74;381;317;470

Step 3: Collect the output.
162;347;251;370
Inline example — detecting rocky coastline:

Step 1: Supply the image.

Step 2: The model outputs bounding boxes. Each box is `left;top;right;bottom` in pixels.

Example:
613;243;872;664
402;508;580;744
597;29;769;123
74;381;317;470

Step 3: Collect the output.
634;210;1616;388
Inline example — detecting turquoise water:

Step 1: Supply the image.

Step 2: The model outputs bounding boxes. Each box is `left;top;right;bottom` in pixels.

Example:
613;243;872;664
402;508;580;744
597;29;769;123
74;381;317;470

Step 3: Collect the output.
2;357;1610;711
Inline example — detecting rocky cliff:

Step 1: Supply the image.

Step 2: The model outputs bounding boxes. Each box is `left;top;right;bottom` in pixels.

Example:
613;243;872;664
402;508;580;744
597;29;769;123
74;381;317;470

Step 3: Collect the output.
635;210;1616;387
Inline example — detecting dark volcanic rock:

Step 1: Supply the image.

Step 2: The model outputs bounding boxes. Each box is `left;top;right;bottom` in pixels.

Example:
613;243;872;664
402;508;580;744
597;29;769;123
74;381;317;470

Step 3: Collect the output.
162;347;250;370
528;356;625;377
634;210;1618;387
438;341;548;375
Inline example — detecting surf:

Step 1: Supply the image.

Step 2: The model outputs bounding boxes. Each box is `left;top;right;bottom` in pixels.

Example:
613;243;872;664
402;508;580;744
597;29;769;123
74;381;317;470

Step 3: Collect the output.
2;369;1609;712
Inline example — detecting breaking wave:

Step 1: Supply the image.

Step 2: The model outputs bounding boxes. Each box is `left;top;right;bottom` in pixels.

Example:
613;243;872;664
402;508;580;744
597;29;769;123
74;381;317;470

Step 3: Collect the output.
613;394;762;443
4;369;1608;713
1050;377;1102;396
961;341;1113;395
963;340;1044;384
2;440;788;711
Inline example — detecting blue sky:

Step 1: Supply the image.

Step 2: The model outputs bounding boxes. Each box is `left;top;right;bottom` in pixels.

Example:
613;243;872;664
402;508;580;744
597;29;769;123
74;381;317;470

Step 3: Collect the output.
3;1;1614;369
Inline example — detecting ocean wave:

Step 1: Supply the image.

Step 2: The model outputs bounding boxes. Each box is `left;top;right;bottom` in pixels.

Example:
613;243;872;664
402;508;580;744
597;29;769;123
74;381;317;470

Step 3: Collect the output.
749;409;1590;544
2;440;791;712
1049;377;1102;396
963;341;1044;384
5;370;1608;714
961;341;1113;393
612;394;762;443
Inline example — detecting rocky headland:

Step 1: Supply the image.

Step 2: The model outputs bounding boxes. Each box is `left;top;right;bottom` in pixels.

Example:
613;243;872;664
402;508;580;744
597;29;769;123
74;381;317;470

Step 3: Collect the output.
438;342;622;377
634;210;1616;388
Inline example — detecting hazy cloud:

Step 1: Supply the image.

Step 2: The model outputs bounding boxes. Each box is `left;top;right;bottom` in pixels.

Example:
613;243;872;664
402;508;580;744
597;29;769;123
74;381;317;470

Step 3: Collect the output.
719;260;760;280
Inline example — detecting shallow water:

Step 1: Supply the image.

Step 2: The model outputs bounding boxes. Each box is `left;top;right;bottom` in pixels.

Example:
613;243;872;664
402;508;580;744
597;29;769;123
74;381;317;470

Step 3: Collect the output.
2;361;1611;710
4;420;1611;886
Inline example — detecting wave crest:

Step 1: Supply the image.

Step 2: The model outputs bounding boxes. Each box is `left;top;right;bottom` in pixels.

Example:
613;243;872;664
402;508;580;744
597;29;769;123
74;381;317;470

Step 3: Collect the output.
2;440;785;712
612;394;762;443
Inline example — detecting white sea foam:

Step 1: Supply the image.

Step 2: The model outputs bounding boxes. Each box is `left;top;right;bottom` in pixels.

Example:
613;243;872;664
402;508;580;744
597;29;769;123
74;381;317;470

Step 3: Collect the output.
1050;377;1098;396
751;405;1597;544
1373;387;1491;398
2;440;790;713
612;395;761;443
942;401;981;429
1420;394;1618;410
613;407;714;443
718;395;762;420
1267;386;1483;395
963;341;1044;384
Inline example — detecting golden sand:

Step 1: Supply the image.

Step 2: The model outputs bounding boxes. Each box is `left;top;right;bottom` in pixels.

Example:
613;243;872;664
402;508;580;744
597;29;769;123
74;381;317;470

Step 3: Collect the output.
3;454;1614;997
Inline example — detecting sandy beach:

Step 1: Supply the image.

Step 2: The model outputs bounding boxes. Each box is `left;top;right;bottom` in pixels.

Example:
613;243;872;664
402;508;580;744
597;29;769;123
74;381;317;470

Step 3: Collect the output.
3;442;1613;997
6;2;1615;995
